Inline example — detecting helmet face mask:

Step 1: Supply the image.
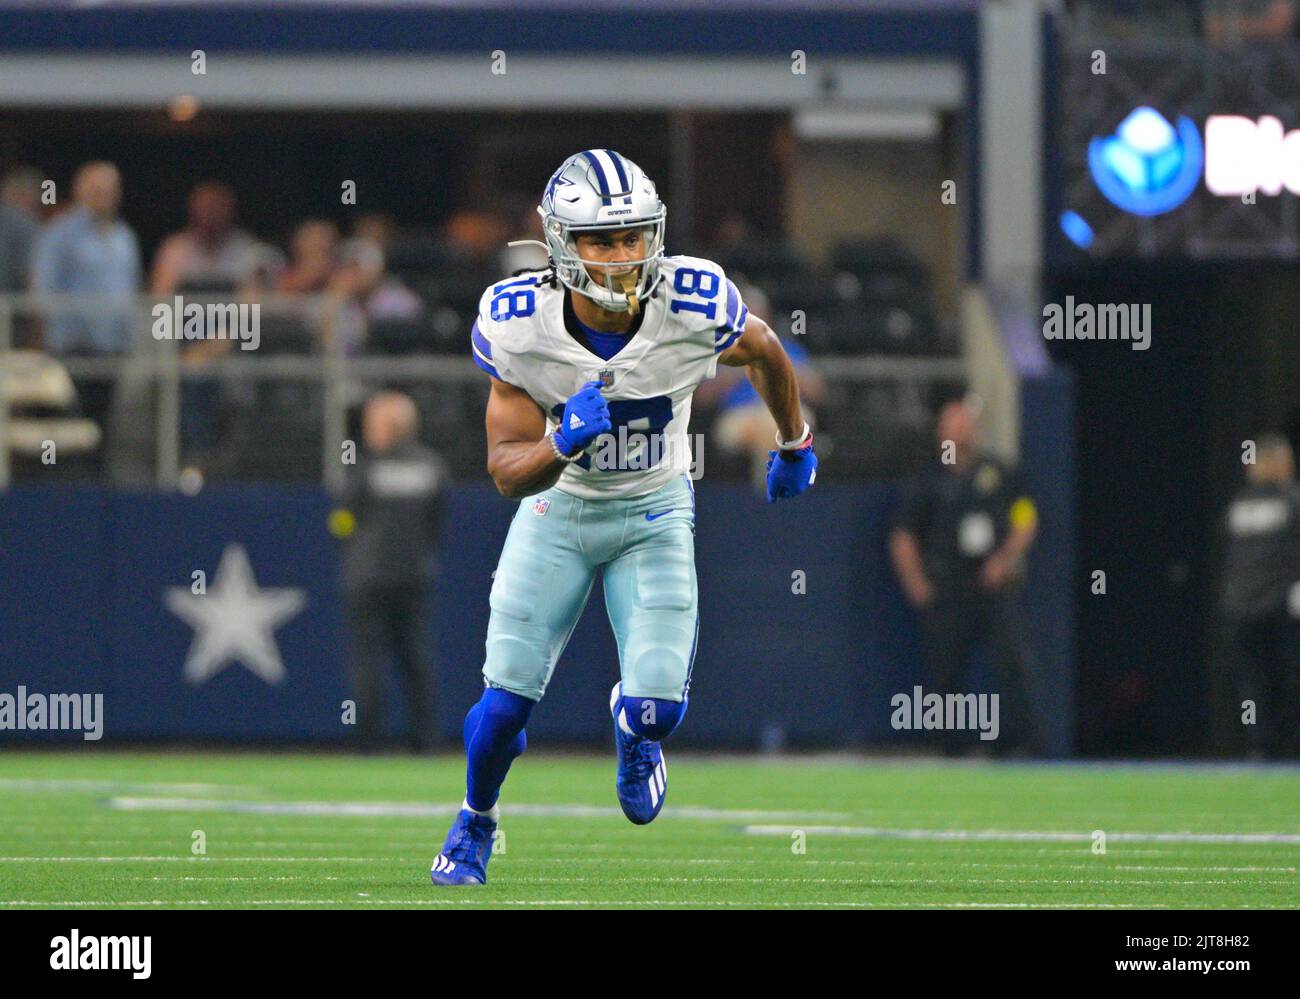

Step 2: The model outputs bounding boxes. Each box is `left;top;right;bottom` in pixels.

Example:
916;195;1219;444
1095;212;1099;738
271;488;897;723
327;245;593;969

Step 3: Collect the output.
537;150;667;315
569;224;661;314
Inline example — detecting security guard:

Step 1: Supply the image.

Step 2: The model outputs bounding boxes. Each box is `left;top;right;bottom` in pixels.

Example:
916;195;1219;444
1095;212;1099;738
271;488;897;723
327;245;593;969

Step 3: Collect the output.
889;396;1044;756
1218;434;1300;759
334;391;447;753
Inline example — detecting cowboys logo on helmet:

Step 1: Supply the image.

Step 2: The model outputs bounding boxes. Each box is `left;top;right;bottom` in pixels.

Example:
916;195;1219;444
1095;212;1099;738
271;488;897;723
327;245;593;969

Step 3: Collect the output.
537;149;667;316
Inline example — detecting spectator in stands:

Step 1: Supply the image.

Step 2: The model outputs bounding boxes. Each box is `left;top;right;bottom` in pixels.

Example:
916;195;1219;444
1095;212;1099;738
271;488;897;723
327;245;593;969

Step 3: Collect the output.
1;166;44;221
889;394;1045;757
148;181;265;472
0;169;40;295
334;214;423;326
326;217;421;355
1217;433;1300;759
442;205;508;265
279;219;341;295
710;211;757;258
694;283;826;493
0;167;45;348
150;181;262;298
339;212;398;284
262;218;348;353
334;391;448;753
31;161;141;354
1204;0;1297;44
28;162;141;478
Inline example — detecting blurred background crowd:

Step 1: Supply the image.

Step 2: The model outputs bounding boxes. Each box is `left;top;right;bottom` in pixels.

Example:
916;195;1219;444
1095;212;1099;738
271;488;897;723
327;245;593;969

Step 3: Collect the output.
0;153;921;487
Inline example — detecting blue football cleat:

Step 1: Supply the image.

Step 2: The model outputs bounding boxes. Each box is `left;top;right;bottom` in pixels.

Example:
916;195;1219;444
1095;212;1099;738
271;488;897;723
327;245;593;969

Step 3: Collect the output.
429;808;497;886
610;682;668;825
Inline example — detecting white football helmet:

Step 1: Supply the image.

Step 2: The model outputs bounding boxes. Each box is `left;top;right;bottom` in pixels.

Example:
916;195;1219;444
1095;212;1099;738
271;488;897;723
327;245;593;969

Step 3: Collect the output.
534;149;667;315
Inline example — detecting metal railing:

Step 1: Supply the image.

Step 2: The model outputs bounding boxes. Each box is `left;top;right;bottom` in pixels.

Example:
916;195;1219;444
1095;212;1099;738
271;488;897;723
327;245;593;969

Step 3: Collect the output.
0;292;968;491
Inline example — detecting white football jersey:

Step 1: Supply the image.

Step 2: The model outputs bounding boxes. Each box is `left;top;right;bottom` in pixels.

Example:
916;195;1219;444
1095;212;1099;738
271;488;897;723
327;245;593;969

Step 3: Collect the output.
471;254;749;500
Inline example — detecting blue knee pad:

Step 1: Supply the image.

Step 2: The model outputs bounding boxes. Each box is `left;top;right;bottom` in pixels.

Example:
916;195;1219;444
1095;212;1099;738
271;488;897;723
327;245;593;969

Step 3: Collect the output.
464;687;534;812
619;694;687;741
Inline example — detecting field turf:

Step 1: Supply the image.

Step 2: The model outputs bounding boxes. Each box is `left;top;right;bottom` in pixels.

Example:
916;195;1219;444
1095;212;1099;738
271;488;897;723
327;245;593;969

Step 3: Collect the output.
0;751;1295;909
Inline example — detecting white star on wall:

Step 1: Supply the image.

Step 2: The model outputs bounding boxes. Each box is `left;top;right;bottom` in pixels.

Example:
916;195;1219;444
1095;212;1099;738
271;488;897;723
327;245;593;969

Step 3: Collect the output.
165;544;307;686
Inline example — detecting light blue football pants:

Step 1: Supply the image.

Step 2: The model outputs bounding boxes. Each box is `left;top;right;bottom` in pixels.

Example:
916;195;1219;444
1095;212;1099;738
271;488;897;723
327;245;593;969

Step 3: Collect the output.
482;473;699;703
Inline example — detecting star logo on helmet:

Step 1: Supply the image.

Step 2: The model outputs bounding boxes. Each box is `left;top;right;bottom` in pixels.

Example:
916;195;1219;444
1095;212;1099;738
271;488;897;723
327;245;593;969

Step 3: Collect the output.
545;172;574;211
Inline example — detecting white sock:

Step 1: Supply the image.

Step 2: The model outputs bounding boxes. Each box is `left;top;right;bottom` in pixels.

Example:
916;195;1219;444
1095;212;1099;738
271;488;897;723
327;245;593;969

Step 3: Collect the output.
463;798;500;823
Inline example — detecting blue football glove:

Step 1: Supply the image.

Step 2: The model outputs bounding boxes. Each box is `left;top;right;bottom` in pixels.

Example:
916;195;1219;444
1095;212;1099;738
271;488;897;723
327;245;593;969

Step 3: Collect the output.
765;437;818;503
552;379;612;456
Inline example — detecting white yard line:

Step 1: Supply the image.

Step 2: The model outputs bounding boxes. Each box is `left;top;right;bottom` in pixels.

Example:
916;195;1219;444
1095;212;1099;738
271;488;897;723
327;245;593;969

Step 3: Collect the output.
95;873;1290;885
0;779;256;794
0;856;384;863
744;825;1300;844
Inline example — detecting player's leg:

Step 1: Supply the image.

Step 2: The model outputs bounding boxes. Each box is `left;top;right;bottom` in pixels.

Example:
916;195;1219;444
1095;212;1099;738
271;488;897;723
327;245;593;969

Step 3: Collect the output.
432;489;595;884
470;492;596;807
602;477;698;823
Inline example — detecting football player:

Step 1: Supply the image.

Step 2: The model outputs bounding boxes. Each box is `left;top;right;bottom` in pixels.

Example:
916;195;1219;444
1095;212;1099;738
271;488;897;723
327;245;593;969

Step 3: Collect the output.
431;149;816;886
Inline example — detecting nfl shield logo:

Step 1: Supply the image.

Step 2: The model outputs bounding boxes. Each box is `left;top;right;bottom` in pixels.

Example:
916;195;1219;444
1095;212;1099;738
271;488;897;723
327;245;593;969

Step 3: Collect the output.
597;368;615;388
532;498;551;516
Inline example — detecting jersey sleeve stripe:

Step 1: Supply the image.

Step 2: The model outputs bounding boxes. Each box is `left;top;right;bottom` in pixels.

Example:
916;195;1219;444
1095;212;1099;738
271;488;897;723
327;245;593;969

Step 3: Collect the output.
470;319;493;359
714;303;748;353
713;297;748;339
715;329;743;352
472;343;501;379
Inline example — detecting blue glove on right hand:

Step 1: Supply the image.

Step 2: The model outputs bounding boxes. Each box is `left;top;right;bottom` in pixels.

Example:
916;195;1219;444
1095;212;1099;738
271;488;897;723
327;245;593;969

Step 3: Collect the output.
552;379;612;456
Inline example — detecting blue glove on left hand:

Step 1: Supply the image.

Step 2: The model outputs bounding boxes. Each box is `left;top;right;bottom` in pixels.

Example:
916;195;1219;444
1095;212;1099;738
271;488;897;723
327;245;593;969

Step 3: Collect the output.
765;437;818;503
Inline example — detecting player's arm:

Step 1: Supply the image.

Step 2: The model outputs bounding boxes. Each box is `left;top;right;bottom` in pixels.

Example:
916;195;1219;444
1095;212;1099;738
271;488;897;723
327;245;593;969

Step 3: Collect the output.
717;313;805;443
484;377;567;499
485;376;611;500
718;313;817;502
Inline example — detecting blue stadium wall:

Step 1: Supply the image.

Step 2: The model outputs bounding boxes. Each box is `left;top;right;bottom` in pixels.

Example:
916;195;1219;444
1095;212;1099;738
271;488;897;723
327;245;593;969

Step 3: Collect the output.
0;372;1074;754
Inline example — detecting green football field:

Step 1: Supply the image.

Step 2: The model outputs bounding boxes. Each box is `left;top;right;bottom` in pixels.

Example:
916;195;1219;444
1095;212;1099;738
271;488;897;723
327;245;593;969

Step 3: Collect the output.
0;751;1296;909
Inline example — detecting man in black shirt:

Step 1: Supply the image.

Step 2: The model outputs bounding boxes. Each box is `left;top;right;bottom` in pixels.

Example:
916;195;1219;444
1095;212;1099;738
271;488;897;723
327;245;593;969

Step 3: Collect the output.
336;391;447;753
890;397;1044;756
1218;434;1300;758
